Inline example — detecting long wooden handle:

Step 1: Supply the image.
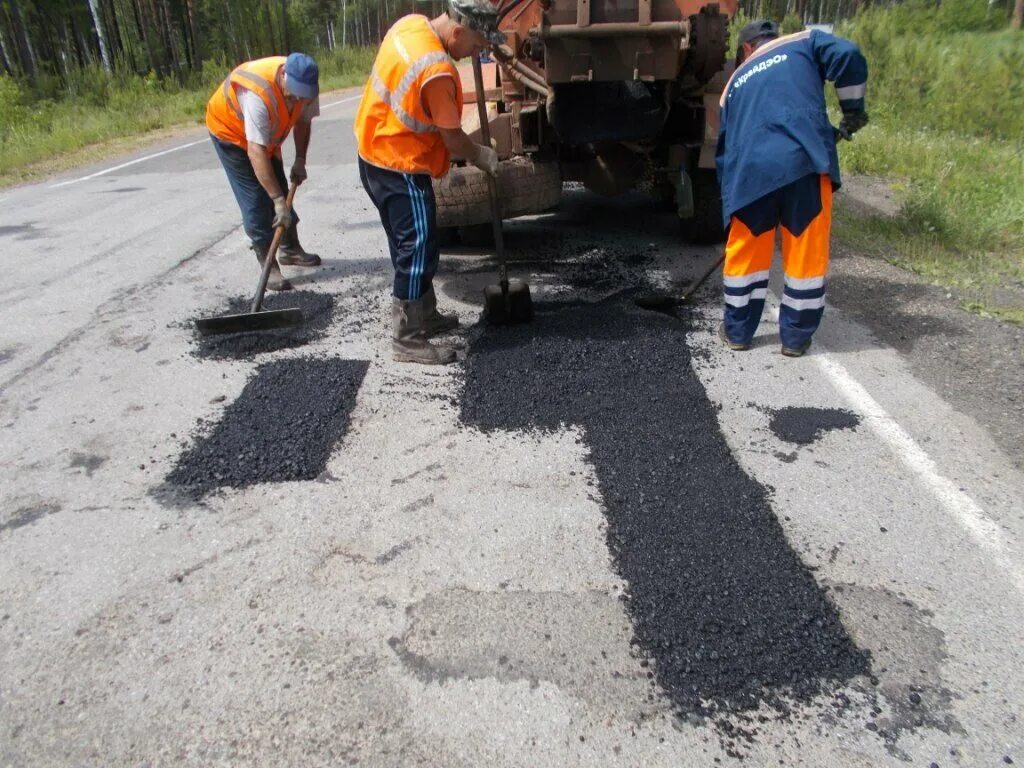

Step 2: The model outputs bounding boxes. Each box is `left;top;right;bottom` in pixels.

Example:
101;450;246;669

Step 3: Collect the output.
471;55;507;288
251;183;300;313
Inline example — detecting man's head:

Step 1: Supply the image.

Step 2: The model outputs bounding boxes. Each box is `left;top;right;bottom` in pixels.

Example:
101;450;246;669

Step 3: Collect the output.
431;0;506;60
281;52;319;104
736;20;779;66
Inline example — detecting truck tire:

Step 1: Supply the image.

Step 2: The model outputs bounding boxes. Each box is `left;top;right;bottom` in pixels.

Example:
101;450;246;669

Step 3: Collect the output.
434;157;562;228
680;169;726;245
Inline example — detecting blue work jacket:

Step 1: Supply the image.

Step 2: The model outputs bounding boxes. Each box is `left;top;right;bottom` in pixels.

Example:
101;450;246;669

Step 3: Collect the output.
715;30;868;226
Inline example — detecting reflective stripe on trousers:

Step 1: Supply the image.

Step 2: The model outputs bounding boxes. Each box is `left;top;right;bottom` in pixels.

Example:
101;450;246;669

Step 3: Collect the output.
722;173;832;350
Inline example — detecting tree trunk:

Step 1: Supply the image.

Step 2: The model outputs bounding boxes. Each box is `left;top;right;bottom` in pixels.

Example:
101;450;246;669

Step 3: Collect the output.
1013;0;1022;30
342;0;347;47
157;0;183;79
0;27;14;76
281;0;289;51
7;0;37;79
133;0;157;72
87;0;113;72
186;0;202;69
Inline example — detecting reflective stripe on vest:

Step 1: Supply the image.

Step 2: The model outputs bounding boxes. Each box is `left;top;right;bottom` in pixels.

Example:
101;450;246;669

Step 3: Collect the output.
206;56;300;154
368;51;450;134
354;15;462;178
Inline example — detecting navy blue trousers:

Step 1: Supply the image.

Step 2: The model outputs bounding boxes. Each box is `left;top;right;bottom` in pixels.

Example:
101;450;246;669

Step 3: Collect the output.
723;173;832;350
359;158;439;301
211;135;299;251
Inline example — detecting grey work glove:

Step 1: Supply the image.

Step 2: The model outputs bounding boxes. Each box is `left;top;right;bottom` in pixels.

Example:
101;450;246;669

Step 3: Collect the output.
839;109;869;138
472;145;499;177
290;157;307;184
272;195;294;230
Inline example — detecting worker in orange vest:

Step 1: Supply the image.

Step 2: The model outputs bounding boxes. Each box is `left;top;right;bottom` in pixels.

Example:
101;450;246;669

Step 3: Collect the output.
207;53;322;292
355;0;503;365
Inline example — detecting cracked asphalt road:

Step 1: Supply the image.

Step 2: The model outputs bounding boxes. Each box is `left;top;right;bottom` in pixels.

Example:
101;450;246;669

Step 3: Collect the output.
1;91;1022;767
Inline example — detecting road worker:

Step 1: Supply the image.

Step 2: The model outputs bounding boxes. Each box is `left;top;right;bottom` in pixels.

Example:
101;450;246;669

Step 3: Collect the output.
716;21;868;357
206;53;322;292
355;0;503;365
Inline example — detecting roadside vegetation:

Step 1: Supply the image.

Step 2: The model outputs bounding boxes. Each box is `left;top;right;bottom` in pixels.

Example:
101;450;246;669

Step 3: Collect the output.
833;0;1024;322
0;0;428;186
0;47;373;185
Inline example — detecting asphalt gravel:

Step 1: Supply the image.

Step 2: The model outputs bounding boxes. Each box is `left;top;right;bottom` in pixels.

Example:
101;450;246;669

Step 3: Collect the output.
460;295;870;718
192;290;336;361
769;407;861;445
164;357;368;499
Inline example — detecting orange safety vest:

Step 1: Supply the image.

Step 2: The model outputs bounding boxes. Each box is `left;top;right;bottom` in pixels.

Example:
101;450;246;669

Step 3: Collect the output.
206;56;305;155
355;15;463;178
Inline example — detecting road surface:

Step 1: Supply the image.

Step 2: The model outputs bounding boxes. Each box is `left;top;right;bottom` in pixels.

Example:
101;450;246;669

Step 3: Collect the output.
1;90;1022;767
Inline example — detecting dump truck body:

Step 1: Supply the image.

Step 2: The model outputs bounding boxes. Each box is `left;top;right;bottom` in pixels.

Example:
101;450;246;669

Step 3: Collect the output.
435;0;737;244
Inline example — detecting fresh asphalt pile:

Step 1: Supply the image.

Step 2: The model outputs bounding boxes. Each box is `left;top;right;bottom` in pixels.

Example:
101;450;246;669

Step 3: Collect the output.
460;295;870;718
192;290;336;361
164;358;368;499
769;407;861;445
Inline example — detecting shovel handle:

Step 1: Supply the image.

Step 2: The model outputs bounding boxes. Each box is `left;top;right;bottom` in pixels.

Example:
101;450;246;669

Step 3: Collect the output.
471;55;508;290
251;182;300;313
681;253;726;302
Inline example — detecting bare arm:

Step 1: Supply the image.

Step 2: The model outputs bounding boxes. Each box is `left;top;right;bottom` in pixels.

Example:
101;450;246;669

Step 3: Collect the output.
293;121;311;162
246;142;285;200
438;127;482;164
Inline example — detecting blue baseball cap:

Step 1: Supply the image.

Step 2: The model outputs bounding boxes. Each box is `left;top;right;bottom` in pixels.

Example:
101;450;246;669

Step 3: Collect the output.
284;52;319;100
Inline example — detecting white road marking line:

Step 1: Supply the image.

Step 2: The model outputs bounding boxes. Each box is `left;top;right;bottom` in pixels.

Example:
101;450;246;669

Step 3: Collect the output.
763;301;1024;594
48;139;207;189
321;94;362;109
46;95;359;191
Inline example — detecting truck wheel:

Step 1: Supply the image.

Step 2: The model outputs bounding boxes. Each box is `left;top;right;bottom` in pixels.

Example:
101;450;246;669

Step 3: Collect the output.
434;157;562;228
680;169;726;245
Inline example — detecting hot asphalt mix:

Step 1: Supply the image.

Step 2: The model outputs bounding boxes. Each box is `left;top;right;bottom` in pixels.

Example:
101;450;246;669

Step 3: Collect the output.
460;295;871;718
164;357;368;499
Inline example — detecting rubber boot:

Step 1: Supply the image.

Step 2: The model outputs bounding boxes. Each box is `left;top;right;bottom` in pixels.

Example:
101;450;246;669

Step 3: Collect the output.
422;285;459;337
253;244;292;291
392;298;456;365
278;222;321;267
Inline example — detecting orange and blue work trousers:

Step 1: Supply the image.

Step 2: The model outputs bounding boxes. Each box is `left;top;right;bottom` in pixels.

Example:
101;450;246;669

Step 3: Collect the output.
722;173;833;351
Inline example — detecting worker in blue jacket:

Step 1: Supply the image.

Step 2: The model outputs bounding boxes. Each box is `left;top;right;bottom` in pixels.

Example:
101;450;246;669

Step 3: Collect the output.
715;20;868;357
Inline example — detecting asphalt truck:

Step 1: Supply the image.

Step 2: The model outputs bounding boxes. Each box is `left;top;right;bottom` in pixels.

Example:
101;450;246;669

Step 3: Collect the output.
435;0;738;244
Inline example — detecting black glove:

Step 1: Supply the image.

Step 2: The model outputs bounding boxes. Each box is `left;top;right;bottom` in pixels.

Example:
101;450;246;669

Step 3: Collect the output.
839;109;869;137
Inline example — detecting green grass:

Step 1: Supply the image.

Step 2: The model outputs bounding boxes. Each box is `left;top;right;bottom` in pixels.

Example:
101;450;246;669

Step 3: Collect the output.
830;3;1024;322
834;124;1024;323
0;47;374;187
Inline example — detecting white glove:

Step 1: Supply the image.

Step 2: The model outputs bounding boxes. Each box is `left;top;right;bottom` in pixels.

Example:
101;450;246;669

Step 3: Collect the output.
290;157;307;184
272;195;294;229
472;145;499;177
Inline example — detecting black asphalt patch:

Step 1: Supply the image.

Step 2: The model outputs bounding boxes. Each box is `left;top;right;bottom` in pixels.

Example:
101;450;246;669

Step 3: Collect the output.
164;357;367;500
192;290;335;361
770;407;861;445
459;295;870;719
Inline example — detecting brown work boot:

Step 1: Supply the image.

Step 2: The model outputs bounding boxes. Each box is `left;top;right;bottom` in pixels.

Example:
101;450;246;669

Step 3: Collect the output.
781;338;813;358
718;322;750;351
392;298;456;365
253;244;292;291
422;285;460;337
278;223;321;267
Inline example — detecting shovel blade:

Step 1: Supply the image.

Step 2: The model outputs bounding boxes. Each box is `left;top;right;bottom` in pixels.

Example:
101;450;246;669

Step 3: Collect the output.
484;280;533;326
196;308;304;337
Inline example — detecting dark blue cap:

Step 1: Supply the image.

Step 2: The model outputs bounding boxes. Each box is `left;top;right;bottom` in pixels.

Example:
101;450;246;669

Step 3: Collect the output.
284;52;319;100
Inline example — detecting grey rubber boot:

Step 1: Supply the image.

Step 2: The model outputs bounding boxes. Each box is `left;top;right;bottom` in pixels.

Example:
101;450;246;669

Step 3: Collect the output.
392;298;456;365
253;244;292;291
422;285;460;336
278;223;322;267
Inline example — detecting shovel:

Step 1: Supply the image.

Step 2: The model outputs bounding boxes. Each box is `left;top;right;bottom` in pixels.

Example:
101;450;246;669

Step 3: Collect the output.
472;54;533;326
196;183;304;336
634;253;726;311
